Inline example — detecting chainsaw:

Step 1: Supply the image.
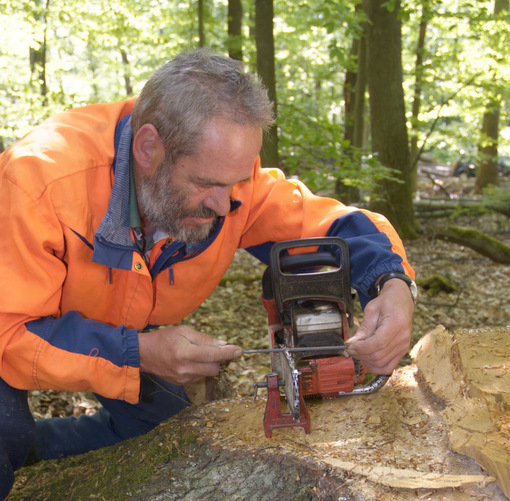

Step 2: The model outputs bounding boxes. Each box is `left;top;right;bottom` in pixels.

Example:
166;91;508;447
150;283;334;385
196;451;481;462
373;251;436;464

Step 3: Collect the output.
248;237;390;438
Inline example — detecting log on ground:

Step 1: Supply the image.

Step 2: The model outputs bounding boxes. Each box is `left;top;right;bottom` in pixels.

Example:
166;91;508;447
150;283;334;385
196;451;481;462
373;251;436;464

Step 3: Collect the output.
11;326;509;500
437;225;510;264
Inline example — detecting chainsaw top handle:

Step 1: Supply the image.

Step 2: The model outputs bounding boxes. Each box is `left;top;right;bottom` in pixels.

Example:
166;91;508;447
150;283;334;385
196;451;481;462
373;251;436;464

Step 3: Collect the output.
262;237;354;325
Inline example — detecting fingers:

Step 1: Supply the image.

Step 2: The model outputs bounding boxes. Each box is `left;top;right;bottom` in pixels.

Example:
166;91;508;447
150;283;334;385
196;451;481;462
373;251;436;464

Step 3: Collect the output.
346;282;413;374
176;326;243;363
138;325;242;386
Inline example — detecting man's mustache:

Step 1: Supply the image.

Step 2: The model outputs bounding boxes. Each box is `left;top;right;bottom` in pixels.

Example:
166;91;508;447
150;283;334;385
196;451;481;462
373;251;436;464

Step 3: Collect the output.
179;205;218;219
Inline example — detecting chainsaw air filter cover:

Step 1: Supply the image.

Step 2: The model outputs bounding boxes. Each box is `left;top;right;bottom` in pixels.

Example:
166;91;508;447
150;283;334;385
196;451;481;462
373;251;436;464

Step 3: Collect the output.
291;300;344;350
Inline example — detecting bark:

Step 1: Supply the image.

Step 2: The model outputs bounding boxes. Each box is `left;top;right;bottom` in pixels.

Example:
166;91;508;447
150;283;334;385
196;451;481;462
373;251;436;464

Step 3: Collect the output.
343;39;358;147
198;0;205;47
353;30;367;150
474;0;509;192
120;48;133;96
362;0;417;238
436;225;510;264
29;0;51;104
255;0;279;167
227;0;243;61
337;36;362;204
12;327;509;500
475;103;500;192
410;1;430;192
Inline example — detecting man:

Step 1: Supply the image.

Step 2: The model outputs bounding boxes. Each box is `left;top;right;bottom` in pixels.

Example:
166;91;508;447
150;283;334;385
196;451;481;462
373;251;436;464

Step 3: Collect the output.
0;49;415;497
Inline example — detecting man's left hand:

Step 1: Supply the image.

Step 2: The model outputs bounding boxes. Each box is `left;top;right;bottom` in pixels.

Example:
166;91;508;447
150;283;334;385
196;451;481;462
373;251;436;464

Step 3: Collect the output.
345;278;414;374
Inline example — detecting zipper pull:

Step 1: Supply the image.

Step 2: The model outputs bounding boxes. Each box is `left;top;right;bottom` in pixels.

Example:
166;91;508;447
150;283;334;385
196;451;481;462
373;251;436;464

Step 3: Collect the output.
169;265;175;285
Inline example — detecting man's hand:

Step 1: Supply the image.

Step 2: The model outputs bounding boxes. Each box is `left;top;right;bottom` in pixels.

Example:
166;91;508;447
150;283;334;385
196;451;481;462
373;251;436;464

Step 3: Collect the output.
138;325;242;385
345;278;414;374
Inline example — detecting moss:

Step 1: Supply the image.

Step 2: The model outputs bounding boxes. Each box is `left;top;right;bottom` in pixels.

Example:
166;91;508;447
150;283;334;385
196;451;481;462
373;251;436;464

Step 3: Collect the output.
439;225;510;264
417;273;457;296
12;426;197;500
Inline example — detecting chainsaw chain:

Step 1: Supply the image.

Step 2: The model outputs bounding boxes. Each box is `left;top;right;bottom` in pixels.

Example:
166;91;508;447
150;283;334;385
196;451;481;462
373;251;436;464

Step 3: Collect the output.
275;347;301;420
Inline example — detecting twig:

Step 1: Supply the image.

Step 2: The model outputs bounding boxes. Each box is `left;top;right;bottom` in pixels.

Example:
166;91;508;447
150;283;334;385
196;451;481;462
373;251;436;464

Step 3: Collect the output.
423;170;452;199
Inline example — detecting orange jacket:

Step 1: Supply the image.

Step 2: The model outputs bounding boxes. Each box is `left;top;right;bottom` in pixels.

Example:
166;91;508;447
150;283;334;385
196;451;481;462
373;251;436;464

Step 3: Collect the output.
0;99;413;403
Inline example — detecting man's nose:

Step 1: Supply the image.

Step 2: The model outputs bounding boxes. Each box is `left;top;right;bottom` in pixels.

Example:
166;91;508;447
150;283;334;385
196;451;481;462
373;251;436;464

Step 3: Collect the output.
204;186;232;217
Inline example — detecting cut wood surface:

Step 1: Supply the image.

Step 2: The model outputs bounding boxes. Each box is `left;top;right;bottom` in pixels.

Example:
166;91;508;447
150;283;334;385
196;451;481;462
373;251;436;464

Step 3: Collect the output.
12;326;509;500
411;324;510;498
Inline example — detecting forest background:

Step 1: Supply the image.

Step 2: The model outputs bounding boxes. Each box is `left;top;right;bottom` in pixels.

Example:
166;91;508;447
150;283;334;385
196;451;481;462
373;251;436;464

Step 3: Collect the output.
2;0;510;427
1;0;510;239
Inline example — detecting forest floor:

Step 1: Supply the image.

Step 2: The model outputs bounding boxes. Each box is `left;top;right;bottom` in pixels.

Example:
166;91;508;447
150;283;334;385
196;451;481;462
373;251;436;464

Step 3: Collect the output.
27;169;510;419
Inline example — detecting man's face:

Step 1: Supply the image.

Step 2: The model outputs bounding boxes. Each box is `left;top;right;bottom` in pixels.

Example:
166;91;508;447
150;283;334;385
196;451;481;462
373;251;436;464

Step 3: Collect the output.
137;118;262;243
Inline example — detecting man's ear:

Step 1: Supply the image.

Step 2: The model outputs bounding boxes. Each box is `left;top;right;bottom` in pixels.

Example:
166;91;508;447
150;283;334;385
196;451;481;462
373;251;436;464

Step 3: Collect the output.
132;124;166;175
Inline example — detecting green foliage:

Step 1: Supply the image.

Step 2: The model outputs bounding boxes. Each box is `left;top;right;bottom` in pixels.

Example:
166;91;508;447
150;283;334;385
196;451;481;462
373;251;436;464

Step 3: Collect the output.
402;0;510;164
278;102;401;195
1;0;509;197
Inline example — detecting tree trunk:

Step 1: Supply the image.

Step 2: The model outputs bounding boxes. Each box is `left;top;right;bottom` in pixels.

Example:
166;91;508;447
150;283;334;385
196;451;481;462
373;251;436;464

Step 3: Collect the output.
362;0;418;238
411;325;510;499
475;102;500;192
410;1;430;192
337;37;361;203
337;8;366;204
29;0;51;104
12;326;508;499
474;0;509;193
198;0;205;47
353;31;367;150
255;0;279;167
343;39;358;148
227;0;243;61
120;48;133;96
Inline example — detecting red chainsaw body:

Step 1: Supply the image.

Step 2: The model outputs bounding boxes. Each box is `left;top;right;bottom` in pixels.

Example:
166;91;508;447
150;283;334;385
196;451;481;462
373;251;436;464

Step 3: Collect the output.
255;237;375;438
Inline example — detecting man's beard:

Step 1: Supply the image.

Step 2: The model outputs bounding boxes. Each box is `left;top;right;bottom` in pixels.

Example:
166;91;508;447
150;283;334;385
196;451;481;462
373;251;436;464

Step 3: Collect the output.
137;163;219;243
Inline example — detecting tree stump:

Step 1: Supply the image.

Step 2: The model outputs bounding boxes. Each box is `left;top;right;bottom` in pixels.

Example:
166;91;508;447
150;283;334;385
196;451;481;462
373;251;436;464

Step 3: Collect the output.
11;326;509;500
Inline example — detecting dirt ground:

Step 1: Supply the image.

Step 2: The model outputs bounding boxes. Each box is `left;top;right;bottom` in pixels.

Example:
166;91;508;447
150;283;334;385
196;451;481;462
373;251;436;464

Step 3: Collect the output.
28;172;510;419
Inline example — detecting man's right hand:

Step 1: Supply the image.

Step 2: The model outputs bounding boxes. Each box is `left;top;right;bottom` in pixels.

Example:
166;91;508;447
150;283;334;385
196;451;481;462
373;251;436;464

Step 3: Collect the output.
138;325;242;385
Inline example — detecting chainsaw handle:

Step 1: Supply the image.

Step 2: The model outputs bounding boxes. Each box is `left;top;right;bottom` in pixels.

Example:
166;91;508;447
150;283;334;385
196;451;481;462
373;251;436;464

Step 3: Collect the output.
262;251;338;300
267;237;353;322
279;251;339;273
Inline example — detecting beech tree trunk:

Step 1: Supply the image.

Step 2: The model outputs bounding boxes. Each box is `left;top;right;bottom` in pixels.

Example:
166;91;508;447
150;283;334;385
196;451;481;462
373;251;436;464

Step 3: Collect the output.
198;0;205;47
255;0;279;167
227;0;243;61
12;327;509;500
474;0;508;193
120;48;133;96
362;0;417;238
29;0;51;104
410;2;430;192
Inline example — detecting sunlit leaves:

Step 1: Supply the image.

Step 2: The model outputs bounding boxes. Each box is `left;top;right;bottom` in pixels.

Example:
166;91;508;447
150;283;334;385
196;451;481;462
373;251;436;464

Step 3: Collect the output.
1;0;510;194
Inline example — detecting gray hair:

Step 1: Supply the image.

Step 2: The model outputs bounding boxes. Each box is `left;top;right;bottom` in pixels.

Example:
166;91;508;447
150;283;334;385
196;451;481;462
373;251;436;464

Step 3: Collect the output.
131;48;274;164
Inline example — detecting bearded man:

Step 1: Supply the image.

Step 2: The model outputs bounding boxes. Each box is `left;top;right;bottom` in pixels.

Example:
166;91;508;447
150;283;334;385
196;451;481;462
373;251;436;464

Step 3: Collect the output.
0;49;415;498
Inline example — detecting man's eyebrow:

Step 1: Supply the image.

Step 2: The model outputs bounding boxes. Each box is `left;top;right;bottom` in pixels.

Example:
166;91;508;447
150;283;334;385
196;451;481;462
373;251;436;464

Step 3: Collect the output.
193;175;251;187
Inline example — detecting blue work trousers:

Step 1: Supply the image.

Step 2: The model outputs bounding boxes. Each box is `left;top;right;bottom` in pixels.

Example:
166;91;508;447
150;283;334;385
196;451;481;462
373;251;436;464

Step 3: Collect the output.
0;374;190;499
